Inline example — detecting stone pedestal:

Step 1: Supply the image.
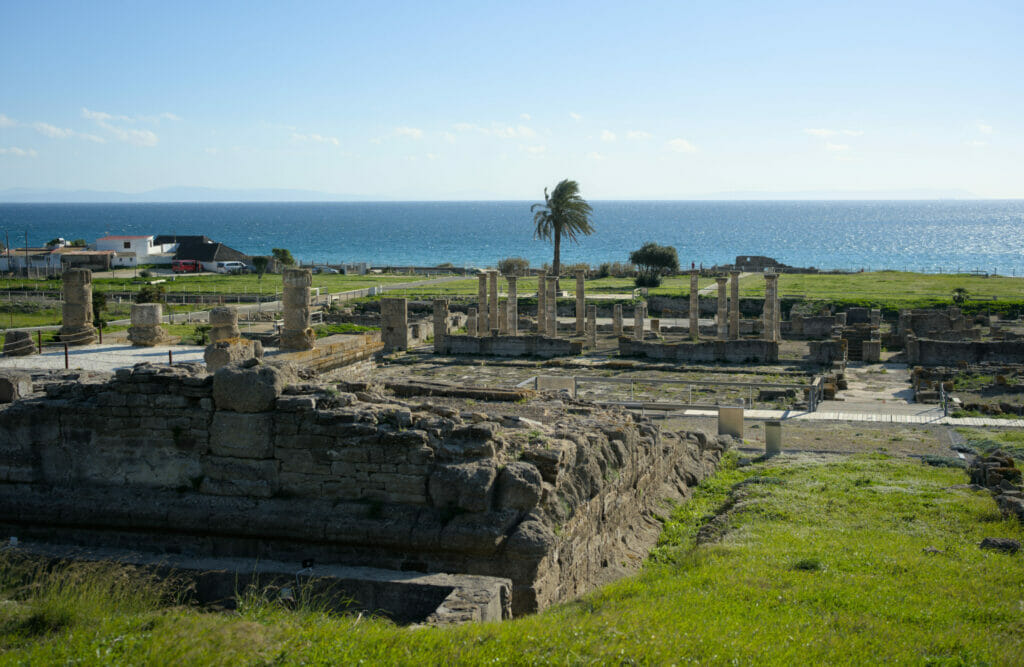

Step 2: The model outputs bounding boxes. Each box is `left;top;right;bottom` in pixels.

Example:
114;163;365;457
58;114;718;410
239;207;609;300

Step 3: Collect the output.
467;307;479;337
613;304;623;337
128;303;173;347
718;406;744;439
281;268;315;350
3;331;35;356
546;278;557;337
205;338;259;372
716;277;728;340
633;305;645;341
489;271;501;335
650;318;661;336
536;275;546;334
208;306;241;343
689;270;699;341
575;272;586;335
505;276;518;336
729;270;741;340
478;274;490;334
862;340;881;363
586;304;597;348
765;420;782;454
433;299;449;352
381;297;409;352
59;268;98;345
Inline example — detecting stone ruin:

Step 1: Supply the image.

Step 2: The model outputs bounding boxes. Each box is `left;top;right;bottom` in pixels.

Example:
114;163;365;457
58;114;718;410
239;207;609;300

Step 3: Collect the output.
968;451;1024;524
2;331;35;357
128;303;175;347
208;306;241;343
0;361;732;618
58;268;98;345
280;268;316;351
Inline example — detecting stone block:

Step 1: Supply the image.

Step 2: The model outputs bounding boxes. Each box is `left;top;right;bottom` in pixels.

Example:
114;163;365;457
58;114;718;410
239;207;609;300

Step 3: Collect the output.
718;406;744;439
212;361;297;413
205;338;258;372
209;411;274;458
429;461;497;512
765;420;781;454
3;330;35;356
496;462;543;511
0;371;32;402
131;303;163;326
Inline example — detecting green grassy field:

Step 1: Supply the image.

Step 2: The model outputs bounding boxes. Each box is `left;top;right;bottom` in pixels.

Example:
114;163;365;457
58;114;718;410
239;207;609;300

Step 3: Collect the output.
2;452;1020;664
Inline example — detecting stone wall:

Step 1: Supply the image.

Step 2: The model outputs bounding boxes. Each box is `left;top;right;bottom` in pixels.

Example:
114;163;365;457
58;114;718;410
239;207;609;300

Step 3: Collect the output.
618;337;778;363
0;362;728;616
907;339;1024;365
438;334;582;358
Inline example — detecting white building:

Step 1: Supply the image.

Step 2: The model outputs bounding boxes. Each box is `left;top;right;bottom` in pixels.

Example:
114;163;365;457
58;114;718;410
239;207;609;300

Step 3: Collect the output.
95;235;174;267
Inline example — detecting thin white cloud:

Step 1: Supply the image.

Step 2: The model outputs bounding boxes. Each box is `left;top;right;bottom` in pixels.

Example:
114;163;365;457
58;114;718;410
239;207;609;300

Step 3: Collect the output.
825;142;849;151
0;147;38;157
453;122;535;139
292;132;340;146
82;107;159;146
966;140;988;147
395;126;423;139
804;128;837;138
601;130;616;142
587;151;605;160
425;153;440;160
977;122;993;134
841;129;864;136
520;113;531;121
666;138;697;153
626;130;652;140
205;147;220;155
441;131;456;144
569;112;582;122
0;114;15;128
31;122;75;139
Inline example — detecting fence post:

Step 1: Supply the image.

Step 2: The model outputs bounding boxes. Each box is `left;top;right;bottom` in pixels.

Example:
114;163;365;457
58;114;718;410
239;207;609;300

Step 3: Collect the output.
37;330;42;353
64;343;69;369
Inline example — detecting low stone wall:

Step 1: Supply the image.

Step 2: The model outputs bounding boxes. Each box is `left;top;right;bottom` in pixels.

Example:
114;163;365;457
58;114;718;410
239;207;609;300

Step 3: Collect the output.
618;337;778;363
267;332;383;374
0;362;729;616
438;334;582;358
907;339;1024;365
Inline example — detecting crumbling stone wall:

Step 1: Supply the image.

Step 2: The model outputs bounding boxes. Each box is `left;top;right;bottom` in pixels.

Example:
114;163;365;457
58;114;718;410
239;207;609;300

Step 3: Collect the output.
618;337;778;363
438;334;582;358
907;339;1024;365
0;362;728;616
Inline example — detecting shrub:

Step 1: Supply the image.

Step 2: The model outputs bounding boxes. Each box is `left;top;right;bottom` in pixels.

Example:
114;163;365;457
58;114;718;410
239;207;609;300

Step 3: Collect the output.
497;257;530;276
630;242;679;288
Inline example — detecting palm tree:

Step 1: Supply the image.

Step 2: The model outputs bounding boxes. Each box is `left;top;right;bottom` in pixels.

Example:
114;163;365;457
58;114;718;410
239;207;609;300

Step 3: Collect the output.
531;179;594;282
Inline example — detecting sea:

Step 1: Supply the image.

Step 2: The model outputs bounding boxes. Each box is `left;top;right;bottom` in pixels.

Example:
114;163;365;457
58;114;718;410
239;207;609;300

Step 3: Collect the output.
2;200;1023;274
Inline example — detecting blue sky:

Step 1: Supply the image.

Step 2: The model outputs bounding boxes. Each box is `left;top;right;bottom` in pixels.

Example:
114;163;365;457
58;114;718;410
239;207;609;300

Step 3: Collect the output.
1;0;1021;199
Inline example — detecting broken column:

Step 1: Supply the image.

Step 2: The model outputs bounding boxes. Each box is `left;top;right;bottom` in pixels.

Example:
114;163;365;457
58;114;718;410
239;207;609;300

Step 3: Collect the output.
208;306;241;343
575;271;586;335
633;305;645;341
128;303;173;346
489;271;501;335
613;303;623;337
716;277;729;340
729;270;740;340
650;318;661;336
281;267;315;350
506;275;518;336
536;275;546;334
433;299;449;353
689;270;699;341
381;297;409;352
467;307;479;337
3;331;35;356
59;268;97;345
546;277;557;337
586;304;597;348
763;272;779;343
478;273;489;334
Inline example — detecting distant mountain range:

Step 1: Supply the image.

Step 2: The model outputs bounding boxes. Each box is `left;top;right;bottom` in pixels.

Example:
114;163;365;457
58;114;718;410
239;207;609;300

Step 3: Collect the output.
0;186;986;203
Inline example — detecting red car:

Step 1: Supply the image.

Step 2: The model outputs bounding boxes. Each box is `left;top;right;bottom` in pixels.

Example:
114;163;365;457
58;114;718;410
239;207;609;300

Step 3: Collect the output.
172;259;201;273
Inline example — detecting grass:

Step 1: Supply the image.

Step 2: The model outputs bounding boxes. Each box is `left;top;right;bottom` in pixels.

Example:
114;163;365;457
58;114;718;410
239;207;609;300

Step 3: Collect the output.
1;452;1021;663
313;322;379;338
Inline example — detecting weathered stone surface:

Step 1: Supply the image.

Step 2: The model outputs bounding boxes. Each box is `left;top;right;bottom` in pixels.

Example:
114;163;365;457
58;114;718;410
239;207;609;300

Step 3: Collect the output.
208;306;241;343
209;411;274;458
204;338;257;372
0;371;32;402
429;461;498;512
3;330;35;356
496;462;543;511
212;361;296;412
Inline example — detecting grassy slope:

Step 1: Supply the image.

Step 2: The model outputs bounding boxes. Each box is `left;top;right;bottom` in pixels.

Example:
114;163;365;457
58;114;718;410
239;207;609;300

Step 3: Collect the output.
2;453;1021;664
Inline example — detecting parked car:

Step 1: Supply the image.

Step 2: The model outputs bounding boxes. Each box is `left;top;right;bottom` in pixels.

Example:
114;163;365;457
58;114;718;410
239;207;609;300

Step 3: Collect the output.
172;259;201;273
314;266;340;274
215;261;248;274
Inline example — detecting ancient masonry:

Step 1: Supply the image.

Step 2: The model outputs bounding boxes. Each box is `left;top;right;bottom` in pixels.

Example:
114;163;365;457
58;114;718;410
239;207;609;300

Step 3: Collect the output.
0;362;731;616
575;272;586;335
488;271;500;336
762;272;780;343
633;305;645;341
128;303;174;347
280;268;316;351
478;274;489;334
689;270;699;340
545;277;557;337
208;306;241;344
536;275;546;334
58;268;98;345
505;276;518;336
729;270;740;340
613;303;623;337
716;277;728;340
381;298;409;352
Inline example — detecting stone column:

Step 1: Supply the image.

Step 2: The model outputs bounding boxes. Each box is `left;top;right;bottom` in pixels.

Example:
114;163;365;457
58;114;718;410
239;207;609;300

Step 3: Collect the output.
381;297;409;352
633;305;645;341
763;273;779;343
729;270;740;340
433;299;448;353
128;303;173;347
489;271;502;335
689;270;699;341
281;267;315;350
575;271;586;335
467;307;478;336
613;303;623;337
59;268;97;345
478;273;489;334
716;277;728;340
506;275;518;336
546;277;558;337
536;275;546;334
209;306;240;343
586;304;597;348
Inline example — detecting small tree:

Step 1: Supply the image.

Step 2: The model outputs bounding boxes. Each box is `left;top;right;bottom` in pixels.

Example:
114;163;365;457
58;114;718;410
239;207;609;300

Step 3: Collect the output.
136;283;165;304
252;256;269;279
272;248;296;266
952;287;968;306
629;242;679;287
69;239;87;247
91;292;107;329
497;257;530;276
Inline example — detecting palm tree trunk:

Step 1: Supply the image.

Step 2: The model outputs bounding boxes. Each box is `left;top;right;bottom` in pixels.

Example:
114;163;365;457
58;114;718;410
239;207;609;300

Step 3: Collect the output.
552;233;561;292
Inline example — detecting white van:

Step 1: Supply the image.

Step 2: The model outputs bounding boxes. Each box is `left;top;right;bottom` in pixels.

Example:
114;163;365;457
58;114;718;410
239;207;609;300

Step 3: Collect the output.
215;261;247;274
